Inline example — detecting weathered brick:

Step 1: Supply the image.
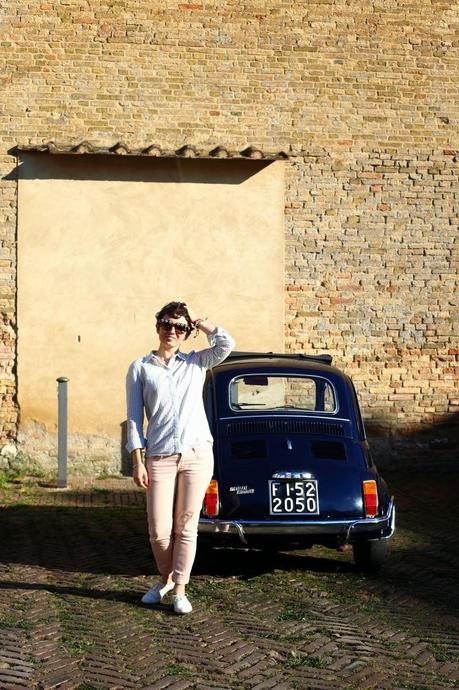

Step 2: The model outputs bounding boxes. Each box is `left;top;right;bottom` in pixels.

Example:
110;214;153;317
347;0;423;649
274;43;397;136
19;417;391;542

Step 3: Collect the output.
0;1;458;466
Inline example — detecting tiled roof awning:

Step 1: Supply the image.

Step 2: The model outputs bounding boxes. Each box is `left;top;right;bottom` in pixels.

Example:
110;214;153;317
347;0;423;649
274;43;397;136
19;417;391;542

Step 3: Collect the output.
15;141;289;160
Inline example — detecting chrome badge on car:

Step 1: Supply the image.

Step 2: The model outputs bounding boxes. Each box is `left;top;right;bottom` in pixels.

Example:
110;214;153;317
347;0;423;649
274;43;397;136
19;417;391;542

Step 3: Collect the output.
272;471;313;479
229;485;255;495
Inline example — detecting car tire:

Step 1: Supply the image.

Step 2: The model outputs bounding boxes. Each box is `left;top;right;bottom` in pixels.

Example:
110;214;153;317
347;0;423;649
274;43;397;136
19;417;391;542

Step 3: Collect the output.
353;539;388;573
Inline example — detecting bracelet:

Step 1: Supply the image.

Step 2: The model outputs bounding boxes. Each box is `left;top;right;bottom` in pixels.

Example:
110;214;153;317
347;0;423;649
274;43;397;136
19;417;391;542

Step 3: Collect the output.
193;317;207;337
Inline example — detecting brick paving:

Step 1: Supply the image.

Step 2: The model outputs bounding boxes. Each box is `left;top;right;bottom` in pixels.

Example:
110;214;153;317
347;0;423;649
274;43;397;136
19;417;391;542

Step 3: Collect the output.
0;468;458;690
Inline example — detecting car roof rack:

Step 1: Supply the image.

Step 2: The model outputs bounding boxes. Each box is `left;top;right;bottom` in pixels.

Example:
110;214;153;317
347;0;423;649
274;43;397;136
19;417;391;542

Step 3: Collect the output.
225;351;333;365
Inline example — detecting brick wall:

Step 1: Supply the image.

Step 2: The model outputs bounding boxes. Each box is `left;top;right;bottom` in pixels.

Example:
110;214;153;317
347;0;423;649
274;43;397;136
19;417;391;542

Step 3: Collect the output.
1;1;458;466
284;148;458;459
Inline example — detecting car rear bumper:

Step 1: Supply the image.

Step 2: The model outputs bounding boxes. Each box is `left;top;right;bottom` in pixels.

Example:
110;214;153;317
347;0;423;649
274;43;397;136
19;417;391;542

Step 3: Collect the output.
199;498;395;545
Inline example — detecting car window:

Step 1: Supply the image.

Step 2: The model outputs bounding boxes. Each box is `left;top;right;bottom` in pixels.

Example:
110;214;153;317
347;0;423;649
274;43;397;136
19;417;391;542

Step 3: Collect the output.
229;375;337;413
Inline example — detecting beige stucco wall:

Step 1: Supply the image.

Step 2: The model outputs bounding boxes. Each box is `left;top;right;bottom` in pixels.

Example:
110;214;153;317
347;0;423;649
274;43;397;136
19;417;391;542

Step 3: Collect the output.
17;155;284;447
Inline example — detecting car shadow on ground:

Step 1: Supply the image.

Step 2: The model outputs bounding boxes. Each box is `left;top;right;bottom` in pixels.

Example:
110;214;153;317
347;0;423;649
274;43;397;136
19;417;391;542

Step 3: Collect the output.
0;465;458;619
194;543;358;577
0;503;356;578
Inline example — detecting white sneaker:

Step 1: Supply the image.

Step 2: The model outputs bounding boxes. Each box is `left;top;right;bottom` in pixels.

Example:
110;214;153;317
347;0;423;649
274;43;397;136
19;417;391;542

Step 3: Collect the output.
171;594;193;614
141;581;174;605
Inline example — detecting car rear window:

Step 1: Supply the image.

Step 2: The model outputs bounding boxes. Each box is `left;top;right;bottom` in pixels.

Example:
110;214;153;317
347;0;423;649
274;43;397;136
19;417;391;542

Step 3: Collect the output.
229;375;337;413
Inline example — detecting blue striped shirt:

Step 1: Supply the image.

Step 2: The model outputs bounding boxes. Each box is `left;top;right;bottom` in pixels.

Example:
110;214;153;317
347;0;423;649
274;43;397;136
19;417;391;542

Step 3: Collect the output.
125;327;235;456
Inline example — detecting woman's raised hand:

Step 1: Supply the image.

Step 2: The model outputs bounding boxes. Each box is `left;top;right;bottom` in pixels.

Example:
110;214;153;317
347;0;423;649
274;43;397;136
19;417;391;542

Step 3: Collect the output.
184;304;198;324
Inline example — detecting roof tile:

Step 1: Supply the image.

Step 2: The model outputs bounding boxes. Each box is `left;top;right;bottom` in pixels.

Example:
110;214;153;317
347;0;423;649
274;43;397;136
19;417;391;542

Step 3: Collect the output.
15;141;288;160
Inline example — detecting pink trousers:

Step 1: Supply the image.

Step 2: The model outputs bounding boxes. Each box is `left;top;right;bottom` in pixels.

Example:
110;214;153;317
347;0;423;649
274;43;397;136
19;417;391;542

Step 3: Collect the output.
145;444;214;585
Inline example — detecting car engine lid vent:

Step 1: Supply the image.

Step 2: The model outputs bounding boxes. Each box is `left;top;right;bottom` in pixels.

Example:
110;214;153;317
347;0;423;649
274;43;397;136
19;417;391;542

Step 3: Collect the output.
226;419;345;437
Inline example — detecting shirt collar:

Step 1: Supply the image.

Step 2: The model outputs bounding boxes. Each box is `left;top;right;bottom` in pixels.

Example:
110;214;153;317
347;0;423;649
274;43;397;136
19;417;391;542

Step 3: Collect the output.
149;350;187;363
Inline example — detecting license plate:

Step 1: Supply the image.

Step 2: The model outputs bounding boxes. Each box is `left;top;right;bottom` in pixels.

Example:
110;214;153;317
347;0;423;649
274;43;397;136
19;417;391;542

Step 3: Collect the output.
269;480;319;515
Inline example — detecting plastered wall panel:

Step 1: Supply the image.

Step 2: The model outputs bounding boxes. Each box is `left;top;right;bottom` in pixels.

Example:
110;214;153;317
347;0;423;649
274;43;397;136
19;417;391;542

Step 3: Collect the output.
18;156;284;439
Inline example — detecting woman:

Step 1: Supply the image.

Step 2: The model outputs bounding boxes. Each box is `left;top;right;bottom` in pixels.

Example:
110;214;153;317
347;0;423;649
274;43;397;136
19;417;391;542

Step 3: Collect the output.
126;301;235;614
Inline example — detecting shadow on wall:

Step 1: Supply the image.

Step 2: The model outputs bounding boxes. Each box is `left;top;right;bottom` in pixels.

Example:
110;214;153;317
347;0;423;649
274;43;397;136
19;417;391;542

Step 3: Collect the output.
7;152;272;185
366;411;459;469
119;420;131;476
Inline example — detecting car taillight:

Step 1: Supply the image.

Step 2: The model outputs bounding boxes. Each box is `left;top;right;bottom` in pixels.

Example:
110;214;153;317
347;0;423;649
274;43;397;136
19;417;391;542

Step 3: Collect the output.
203;479;219;518
363;480;378;518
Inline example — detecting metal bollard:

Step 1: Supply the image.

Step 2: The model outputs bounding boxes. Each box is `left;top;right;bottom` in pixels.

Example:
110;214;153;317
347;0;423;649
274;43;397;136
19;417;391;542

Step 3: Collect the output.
56;377;69;488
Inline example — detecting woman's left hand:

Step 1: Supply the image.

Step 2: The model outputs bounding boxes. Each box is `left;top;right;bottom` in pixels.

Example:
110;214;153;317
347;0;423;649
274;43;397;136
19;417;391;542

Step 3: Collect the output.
133;462;149;489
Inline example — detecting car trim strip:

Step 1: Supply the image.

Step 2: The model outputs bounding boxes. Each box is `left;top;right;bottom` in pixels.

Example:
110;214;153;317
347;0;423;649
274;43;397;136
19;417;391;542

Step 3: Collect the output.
218;414;351;422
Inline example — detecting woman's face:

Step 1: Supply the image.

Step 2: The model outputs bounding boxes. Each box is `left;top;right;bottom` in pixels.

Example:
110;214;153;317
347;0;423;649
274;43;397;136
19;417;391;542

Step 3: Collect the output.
156;314;189;349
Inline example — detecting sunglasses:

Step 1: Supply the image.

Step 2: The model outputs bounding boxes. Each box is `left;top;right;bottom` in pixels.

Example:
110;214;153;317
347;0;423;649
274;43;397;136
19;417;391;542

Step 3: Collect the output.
158;318;189;334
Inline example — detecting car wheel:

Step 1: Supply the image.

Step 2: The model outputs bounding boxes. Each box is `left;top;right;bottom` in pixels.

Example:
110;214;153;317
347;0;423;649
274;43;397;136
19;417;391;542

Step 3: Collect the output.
353;539;388;573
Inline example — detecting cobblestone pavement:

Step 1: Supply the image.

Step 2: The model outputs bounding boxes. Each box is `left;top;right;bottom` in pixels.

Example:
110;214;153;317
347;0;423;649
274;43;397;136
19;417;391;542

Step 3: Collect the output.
0;467;457;690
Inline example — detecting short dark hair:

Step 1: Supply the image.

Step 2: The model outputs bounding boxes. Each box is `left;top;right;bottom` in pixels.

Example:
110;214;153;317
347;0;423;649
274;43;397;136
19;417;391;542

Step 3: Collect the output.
155;301;193;338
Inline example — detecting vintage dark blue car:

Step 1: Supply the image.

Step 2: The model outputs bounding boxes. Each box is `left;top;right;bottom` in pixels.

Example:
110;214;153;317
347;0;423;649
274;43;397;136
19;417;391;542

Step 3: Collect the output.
199;352;395;572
